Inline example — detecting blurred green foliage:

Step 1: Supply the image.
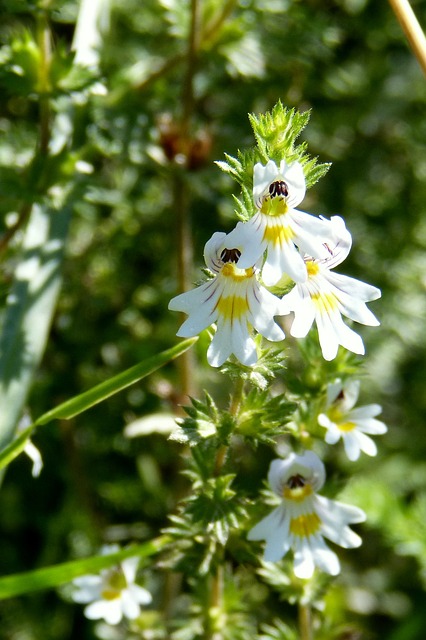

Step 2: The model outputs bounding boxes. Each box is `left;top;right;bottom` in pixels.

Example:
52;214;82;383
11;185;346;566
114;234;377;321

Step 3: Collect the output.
0;0;426;638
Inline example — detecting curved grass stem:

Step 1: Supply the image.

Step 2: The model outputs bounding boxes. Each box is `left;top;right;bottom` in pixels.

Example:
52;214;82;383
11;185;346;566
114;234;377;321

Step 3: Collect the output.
388;0;426;75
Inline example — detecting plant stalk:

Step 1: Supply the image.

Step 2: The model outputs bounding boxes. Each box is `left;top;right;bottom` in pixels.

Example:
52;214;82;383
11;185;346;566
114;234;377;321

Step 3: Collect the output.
388;0;426;75
299;602;313;640
174;0;201;400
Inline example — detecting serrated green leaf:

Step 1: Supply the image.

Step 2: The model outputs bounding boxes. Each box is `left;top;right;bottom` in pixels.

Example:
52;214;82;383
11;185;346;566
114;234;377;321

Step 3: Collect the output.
170;417;217;445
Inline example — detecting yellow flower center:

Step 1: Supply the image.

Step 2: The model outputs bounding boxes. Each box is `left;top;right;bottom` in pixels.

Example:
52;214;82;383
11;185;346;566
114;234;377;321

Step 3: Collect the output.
101;568;127;600
260;197;289;217
289;512;321;538
325;406;355;432
217;295;249;321
338;421;356;432
101;588;122;600
221;262;253;280
306;260;320;276
263;223;295;246
283;484;313;502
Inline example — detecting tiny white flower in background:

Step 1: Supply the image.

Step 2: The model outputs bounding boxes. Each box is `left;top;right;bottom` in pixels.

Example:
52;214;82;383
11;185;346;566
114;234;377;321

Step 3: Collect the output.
247;451;365;579
226;159;333;286
71;545;152;625
318;379;387;461
72;0;111;69
169;230;289;368
281;215;381;360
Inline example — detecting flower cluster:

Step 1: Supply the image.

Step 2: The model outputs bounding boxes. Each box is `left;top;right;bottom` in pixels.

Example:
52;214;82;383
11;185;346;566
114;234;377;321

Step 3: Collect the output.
169;149;385;580
169;158;380;366
248;379;387;577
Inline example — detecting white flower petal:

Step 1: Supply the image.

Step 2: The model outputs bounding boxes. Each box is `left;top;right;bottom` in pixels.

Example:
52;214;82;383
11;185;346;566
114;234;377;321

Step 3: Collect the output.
278;160;306;207
316;496;365;548
291;210;338;260
253;160;280;205
310;535;340;576
325;379;344;406
129;584;152;605
121;557;139;583
353;417;387;435
264;517;292;562
268;452;326;494
231;317;258;366
203;231;227;272
316;310;340;361
248;509;277;542
72;583;102;604
355;431;378;457
121;590;141;620
287;289;316;338
326;272;381;302
348;404;383;420
176;297;219;337
207;322;233;367
342;431;362;461
293;538;315;579
316;215;352;268
340;379;360;409
323;424;342;445
247;286;286;341
225;219;265;270
335;286;380;326
85;599;122;624
332;315;365;356
262;238;307;286
253;160;306;209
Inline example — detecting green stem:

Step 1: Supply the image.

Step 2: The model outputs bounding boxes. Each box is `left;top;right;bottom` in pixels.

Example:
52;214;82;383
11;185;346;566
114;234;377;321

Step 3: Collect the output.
36;10;52;156
206;376;245;638
298;603;313;640
229;376;245;416
201;0;237;49
205;563;224;640
214;376;245;476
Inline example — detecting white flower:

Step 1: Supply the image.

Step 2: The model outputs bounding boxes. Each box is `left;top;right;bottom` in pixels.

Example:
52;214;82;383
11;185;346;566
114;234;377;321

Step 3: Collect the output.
318;379;387;461
168;231;289;368
71;545;152;625
226;159;333;286
281;216;381;360
247;451;365;579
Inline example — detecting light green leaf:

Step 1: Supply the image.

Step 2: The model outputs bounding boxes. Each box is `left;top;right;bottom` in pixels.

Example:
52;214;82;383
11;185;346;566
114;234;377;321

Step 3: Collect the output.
0;536;170;600
35;338;197;425
0;338;197;471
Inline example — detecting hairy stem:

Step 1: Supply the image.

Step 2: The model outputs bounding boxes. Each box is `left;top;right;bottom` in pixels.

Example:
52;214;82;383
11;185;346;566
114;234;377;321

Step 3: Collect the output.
388;0;426;75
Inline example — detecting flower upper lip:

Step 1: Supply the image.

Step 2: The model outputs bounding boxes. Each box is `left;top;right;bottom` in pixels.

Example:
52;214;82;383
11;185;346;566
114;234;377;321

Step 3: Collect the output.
253;159;306;209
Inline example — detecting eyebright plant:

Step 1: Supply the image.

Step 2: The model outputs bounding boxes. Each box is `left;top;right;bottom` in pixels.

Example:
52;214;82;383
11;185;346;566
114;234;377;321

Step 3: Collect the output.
165;102;385;637
71;103;385;638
